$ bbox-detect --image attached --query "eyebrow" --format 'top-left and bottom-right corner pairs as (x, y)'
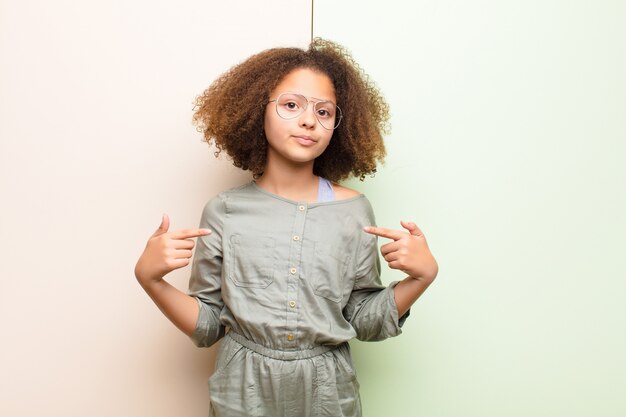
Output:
(272, 92), (337, 104)
(301, 93), (336, 104)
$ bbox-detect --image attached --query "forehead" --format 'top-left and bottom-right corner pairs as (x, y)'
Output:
(272, 68), (336, 102)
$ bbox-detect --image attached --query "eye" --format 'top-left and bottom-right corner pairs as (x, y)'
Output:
(278, 99), (302, 113)
(284, 101), (299, 110)
(316, 108), (330, 118)
(315, 103), (335, 119)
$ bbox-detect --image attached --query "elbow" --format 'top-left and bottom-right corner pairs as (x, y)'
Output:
(191, 338), (219, 348)
(355, 332), (388, 342)
(350, 316), (396, 342)
(190, 325), (225, 348)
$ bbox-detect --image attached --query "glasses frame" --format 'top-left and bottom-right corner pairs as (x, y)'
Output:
(268, 92), (343, 130)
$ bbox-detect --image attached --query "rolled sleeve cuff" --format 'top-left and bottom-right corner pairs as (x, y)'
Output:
(352, 282), (410, 341)
(390, 280), (411, 329)
(190, 297), (224, 347)
(385, 280), (410, 336)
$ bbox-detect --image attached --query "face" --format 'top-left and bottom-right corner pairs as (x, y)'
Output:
(263, 68), (336, 167)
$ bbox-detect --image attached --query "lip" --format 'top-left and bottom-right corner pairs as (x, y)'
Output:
(292, 135), (317, 146)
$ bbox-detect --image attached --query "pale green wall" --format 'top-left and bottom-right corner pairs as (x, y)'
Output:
(315, 1), (626, 416)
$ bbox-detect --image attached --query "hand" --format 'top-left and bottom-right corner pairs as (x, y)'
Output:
(364, 221), (438, 282)
(134, 214), (211, 286)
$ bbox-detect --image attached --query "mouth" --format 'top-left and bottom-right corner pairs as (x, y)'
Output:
(292, 135), (317, 146)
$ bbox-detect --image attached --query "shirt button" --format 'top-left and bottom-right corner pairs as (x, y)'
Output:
(292, 235), (300, 241)
(289, 267), (297, 274)
(298, 205), (305, 211)
(287, 334), (295, 341)
(289, 300), (296, 308)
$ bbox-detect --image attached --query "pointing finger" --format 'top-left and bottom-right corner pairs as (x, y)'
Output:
(363, 226), (406, 241)
(171, 228), (212, 240)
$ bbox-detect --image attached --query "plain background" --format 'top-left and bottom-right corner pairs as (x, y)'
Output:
(315, 1), (626, 417)
(0, 1), (310, 416)
(2, 1), (625, 416)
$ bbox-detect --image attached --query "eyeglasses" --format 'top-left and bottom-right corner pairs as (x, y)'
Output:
(268, 92), (343, 130)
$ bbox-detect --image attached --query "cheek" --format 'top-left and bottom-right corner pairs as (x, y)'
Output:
(263, 111), (280, 141)
(320, 131), (334, 148)
(314, 132), (334, 156)
(264, 122), (285, 146)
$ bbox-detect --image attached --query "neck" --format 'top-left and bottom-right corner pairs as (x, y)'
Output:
(256, 155), (319, 203)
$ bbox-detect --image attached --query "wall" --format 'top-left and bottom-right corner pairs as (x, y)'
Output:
(314, 1), (626, 416)
(0, 1), (311, 415)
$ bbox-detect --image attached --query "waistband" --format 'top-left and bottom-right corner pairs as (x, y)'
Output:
(226, 331), (341, 361)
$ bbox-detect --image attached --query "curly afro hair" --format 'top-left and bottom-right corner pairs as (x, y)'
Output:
(193, 38), (390, 182)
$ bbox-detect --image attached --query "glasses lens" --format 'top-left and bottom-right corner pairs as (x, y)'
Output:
(314, 101), (342, 130)
(276, 93), (307, 119)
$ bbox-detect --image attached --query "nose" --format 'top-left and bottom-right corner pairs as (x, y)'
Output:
(298, 104), (317, 128)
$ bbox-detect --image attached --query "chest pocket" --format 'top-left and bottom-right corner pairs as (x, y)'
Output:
(228, 234), (275, 288)
(308, 242), (350, 303)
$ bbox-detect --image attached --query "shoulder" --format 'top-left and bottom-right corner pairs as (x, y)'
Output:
(202, 182), (252, 216)
(201, 193), (226, 221)
(332, 183), (362, 200)
(207, 182), (257, 206)
(329, 183), (376, 224)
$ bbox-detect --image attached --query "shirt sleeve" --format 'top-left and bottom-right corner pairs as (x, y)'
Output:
(342, 202), (410, 342)
(188, 195), (226, 347)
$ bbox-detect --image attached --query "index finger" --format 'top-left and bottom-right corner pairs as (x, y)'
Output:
(363, 226), (406, 241)
(171, 228), (212, 240)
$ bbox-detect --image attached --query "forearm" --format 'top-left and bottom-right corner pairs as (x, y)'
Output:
(139, 279), (199, 337)
(393, 275), (434, 317)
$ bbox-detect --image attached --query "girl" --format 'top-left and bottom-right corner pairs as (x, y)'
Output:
(135, 39), (438, 417)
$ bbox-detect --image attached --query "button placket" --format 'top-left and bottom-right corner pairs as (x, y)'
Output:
(285, 202), (306, 344)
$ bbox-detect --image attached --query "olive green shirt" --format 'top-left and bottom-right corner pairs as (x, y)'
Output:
(187, 182), (409, 416)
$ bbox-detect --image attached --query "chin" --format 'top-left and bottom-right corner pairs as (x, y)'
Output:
(288, 154), (318, 164)
(267, 142), (328, 165)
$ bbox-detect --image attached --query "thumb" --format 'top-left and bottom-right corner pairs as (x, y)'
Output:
(153, 213), (170, 236)
(400, 220), (423, 237)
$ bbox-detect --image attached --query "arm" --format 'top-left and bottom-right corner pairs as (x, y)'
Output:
(343, 230), (409, 342)
(134, 214), (210, 337)
(186, 198), (226, 347)
(364, 221), (439, 317)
